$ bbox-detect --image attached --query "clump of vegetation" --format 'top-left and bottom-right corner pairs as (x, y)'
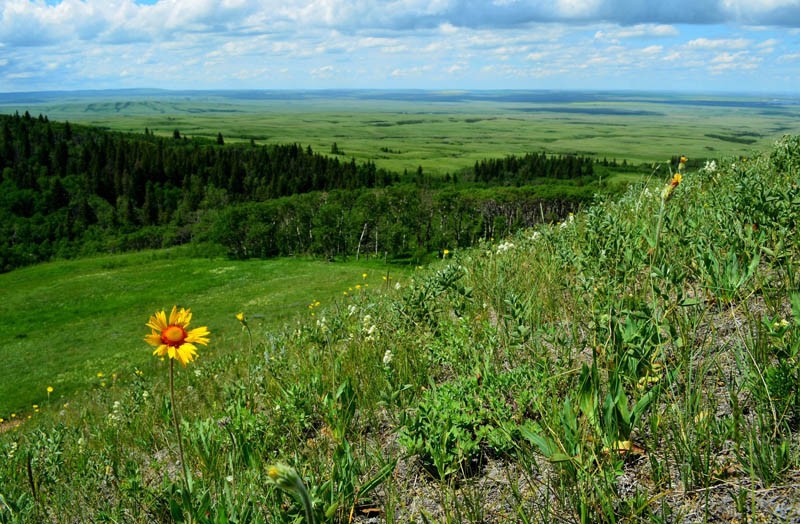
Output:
(0, 112), (635, 272)
(2, 137), (800, 522)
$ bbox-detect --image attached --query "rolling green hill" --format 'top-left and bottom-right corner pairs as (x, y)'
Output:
(0, 249), (408, 415)
(1, 136), (799, 522)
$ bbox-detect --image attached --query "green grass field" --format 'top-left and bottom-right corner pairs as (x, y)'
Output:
(3, 90), (799, 175)
(0, 248), (409, 416)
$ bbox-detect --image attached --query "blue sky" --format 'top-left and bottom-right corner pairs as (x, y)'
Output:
(1, 0), (799, 93)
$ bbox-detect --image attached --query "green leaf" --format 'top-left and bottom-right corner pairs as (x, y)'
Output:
(519, 426), (556, 458)
(791, 293), (800, 326)
(359, 460), (397, 497)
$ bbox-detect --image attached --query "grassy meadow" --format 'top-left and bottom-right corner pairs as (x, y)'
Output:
(0, 248), (409, 416)
(2, 90), (800, 521)
(1, 133), (799, 521)
(3, 90), (800, 175)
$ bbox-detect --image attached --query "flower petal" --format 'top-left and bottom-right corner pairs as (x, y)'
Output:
(144, 331), (162, 347)
(168, 305), (179, 325)
(186, 326), (210, 346)
(179, 308), (192, 327)
(176, 343), (198, 366)
(146, 310), (167, 331)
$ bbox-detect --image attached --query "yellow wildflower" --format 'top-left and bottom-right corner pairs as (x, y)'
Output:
(662, 172), (683, 200)
(145, 306), (210, 366)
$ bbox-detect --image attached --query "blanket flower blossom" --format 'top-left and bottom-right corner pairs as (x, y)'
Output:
(145, 306), (210, 366)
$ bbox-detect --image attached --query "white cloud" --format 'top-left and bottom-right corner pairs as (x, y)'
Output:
(445, 62), (466, 73)
(2, 0), (799, 51)
(525, 52), (547, 61)
(390, 65), (432, 77)
(595, 24), (679, 40)
(557, 0), (603, 18)
(310, 65), (336, 78)
(0, 1), (798, 92)
(687, 37), (751, 48)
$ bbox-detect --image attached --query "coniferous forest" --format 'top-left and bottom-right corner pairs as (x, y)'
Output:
(0, 111), (626, 271)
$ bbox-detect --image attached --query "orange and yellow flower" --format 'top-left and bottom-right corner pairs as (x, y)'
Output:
(145, 306), (210, 366)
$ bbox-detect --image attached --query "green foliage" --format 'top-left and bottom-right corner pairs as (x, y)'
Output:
(400, 368), (537, 480)
(4, 134), (800, 522)
(0, 113), (603, 271)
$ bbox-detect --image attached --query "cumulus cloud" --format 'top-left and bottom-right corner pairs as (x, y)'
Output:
(0, 0), (798, 91)
(594, 24), (679, 40)
(2, 0), (800, 51)
(687, 37), (752, 48)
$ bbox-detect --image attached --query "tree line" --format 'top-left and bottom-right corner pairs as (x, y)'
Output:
(0, 111), (611, 271)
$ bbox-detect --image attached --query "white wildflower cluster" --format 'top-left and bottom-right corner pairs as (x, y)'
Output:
(362, 314), (379, 341)
(633, 186), (656, 212)
(394, 281), (402, 290)
(529, 231), (541, 241)
(7, 441), (18, 459)
(316, 316), (328, 333)
(107, 400), (123, 426)
(496, 241), (515, 254)
(702, 160), (717, 174)
(347, 304), (358, 317)
(382, 349), (394, 367)
(559, 213), (575, 229)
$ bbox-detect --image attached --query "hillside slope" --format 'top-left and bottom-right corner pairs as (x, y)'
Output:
(1, 137), (800, 522)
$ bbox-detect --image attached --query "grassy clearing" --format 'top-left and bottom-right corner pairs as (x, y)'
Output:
(4, 90), (799, 175)
(1, 137), (799, 522)
(0, 248), (409, 415)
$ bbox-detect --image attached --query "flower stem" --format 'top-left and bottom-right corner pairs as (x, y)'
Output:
(652, 194), (666, 261)
(169, 359), (193, 520)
